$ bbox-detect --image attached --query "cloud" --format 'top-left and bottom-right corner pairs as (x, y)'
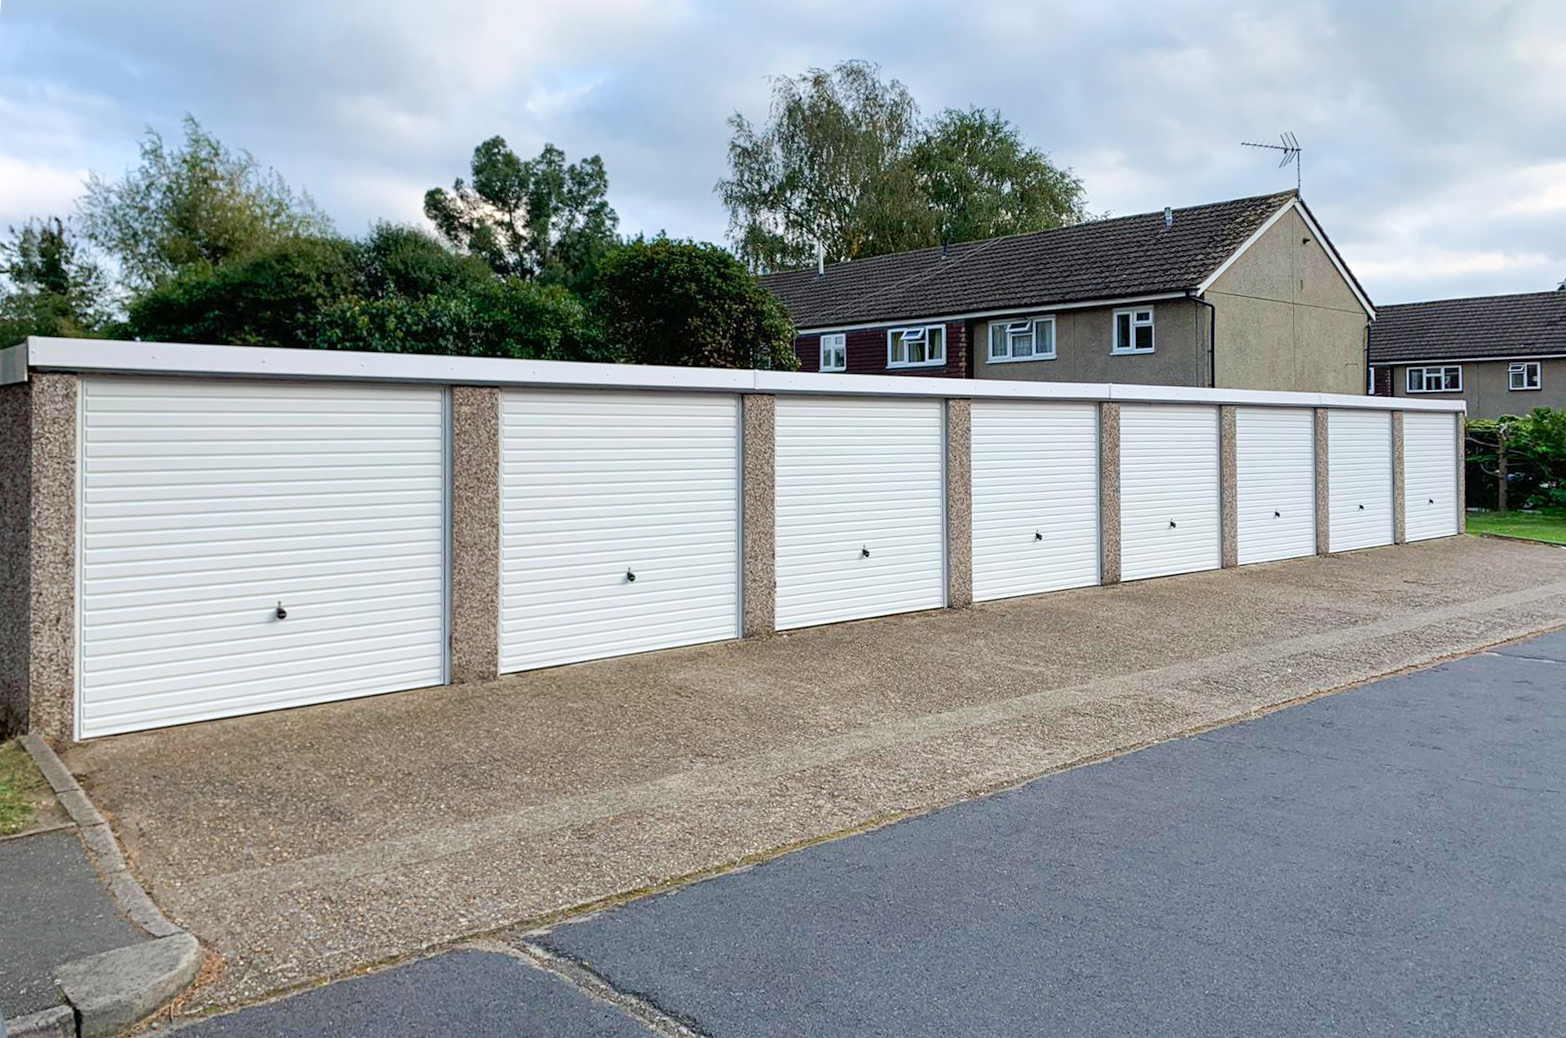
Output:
(0, 0), (1562, 303)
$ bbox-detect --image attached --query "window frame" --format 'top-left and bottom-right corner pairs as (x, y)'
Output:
(1405, 365), (1463, 394)
(819, 332), (847, 373)
(985, 315), (1057, 364)
(1111, 308), (1156, 355)
(1508, 361), (1542, 392)
(886, 324), (948, 369)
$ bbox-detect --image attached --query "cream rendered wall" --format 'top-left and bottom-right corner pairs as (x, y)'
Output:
(1388, 358), (1566, 419)
(969, 300), (1208, 386)
(1207, 207), (1370, 396)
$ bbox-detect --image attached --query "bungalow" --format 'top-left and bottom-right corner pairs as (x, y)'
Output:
(760, 190), (1376, 396)
(1368, 289), (1566, 419)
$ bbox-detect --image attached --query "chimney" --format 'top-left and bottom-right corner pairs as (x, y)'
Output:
(1163, 206), (1174, 230)
(815, 241), (825, 278)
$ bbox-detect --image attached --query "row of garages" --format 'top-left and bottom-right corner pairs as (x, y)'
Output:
(69, 375), (1461, 738)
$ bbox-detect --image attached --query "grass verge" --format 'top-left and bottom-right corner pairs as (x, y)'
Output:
(0, 739), (49, 836)
(1468, 510), (1566, 545)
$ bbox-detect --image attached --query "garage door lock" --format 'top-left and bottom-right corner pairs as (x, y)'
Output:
(861, 547), (871, 558)
(276, 602), (287, 620)
(626, 569), (637, 583)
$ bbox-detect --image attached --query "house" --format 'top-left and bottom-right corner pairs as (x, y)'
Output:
(1368, 289), (1566, 419)
(760, 190), (1376, 396)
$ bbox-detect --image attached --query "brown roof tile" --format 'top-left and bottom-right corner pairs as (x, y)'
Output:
(761, 191), (1298, 329)
(1369, 291), (1566, 363)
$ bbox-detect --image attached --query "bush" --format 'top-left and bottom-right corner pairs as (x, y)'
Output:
(593, 237), (797, 369)
(1466, 408), (1566, 512)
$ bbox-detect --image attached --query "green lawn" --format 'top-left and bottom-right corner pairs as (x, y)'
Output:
(0, 739), (48, 836)
(1468, 510), (1566, 545)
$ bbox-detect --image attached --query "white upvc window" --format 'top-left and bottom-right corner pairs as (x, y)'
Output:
(1406, 365), (1462, 393)
(887, 325), (946, 368)
(819, 333), (846, 372)
(1111, 308), (1155, 354)
(986, 316), (1056, 363)
(1509, 361), (1542, 391)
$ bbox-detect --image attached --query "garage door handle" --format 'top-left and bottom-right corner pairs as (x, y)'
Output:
(276, 602), (287, 621)
(1034, 531), (1043, 541)
(1273, 510), (1281, 518)
(1358, 504), (1365, 510)
(861, 547), (871, 558)
(1169, 520), (1177, 529)
(1428, 498), (1434, 505)
(626, 569), (637, 583)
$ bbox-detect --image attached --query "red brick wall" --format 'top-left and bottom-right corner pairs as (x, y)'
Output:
(1370, 365), (1393, 396)
(792, 321), (968, 378)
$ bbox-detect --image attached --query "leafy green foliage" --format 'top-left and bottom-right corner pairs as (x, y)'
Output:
(593, 237), (797, 369)
(719, 61), (925, 272)
(909, 107), (1084, 245)
(718, 61), (1086, 272)
(0, 217), (112, 344)
(1466, 409), (1566, 511)
(79, 115), (332, 292)
(127, 224), (603, 361)
(424, 138), (618, 292)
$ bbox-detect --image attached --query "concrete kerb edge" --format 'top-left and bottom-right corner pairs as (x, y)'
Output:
(4, 1004), (76, 1038)
(17, 735), (199, 1034)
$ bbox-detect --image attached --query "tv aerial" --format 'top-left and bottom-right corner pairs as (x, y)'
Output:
(1242, 131), (1302, 191)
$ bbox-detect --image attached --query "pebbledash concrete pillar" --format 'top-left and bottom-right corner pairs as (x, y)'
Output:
(1220, 405), (1239, 568)
(1455, 413), (1468, 533)
(1314, 407), (1331, 555)
(1098, 401), (1122, 585)
(1391, 410), (1407, 544)
(741, 394), (776, 637)
(449, 386), (501, 683)
(945, 399), (973, 609)
(0, 372), (78, 741)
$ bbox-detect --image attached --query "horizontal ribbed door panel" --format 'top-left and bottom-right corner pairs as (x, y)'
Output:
(1404, 411), (1459, 542)
(499, 390), (740, 672)
(78, 378), (447, 738)
(1119, 405), (1221, 582)
(1235, 407), (1317, 565)
(970, 402), (1099, 601)
(774, 397), (945, 630)
(1328, 409), (1394, 552)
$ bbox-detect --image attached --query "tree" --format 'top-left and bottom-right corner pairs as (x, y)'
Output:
(593, 237), (797, 369)
(79, 115), (332, 291)
(0, 217), (112, 343)
(424, 138), (618, 292)
(909, 107), (1084, 244)
(718, 61), (1087, 272)
(718, 61), (926, 272)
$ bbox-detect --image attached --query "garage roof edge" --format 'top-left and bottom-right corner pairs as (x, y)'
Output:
(12, 337), (1465, 412)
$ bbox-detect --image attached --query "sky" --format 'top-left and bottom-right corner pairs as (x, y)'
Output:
(2, 0), (1563, 306)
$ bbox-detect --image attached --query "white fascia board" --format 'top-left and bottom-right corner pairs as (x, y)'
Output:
(0, 342), (27, 385)
(1319, 391), (1465, 413)
(20, 335), (1463, 411)
(1194, 199), (1377, 320)
(794, 293), (1190, 335)
(1373, 352), (1566, 366)
(758, 370), (1111, 401)
(1111, 383), (1321, 408)
(22, 337), (758, 393)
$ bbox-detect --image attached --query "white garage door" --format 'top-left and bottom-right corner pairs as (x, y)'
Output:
(775, 396), (945, 629)
(499, 390), (740, 672)
(1404, 411), (1460, 542)
(1120, 405), (1221, 582)
(78, 378), (448, 738)
(1235, 407), (1317, 565)
(970, 401), (1099, 601)
(1328, 409), (1394, 552)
